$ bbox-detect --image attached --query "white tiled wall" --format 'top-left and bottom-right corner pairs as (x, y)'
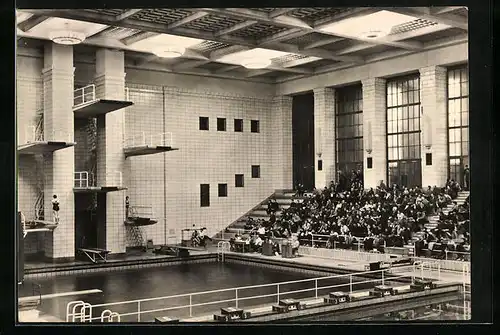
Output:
(124, 84), (278, 244)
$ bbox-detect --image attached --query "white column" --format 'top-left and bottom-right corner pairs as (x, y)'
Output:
(362, 77), (387, 189)
(95, 49), (127, 254)
(42, 43), (75, 259)
(272, 95), (293, 190)
(313, 87), (336, 189)
(420, 66), (448, 187)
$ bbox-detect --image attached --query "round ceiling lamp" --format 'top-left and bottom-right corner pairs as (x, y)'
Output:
(359, 28), (391, 40)
(241, 59), (272, 69)
(49, 30), (86, 45)
(152, 46), (186, 58)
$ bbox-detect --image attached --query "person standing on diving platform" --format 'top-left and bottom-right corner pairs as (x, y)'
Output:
(52, 195), (60, 224)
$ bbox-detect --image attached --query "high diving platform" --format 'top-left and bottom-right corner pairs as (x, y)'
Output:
(123, 132), (178, 158)
(124, 206), (158, 226)
(73, 84), (133, 119)
(18, 141), (76, 155)
(18, 125), (75, 155)
(73, 171), (127, 193)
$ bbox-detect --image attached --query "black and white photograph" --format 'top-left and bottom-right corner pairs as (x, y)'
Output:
(13, 6), (484, 324)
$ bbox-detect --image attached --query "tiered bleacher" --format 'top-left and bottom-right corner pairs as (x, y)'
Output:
(228, 171), (470, 261)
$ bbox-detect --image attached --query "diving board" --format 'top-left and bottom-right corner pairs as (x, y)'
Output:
(124, 206), (158, 226)
(18, 141), (76, 155)
(73, 99), (133, 118)
(123, 132), (178, 158)
(78, 248), (110, 263)
(124, 146), (179, 158)
(153, 244), (205, 257)
(22, 220), (58, 238)
(124, 217), (158, 226)
(19, 289), (103, 303)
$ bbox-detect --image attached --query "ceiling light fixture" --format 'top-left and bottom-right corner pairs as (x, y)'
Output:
(359, 27), (392, 39)
(241, 59), (272, 69)
(49, 22), (86, 45)
(152, 46), (186, 58)
(49, 29), (86, 45)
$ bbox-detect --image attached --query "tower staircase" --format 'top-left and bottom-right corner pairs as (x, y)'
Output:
(212, 190), (305, 241)
(424, 191), (470, 230)
(85, 118), (98, 217)
(86, 118), (98, 188)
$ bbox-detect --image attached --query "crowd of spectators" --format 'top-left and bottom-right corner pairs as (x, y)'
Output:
(239, 170), (470, 260)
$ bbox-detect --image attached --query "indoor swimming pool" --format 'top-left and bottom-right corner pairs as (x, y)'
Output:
(19, 261), (315, 321)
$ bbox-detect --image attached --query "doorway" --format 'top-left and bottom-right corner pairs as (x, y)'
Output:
(292, 93), (315, 191)
(74, 193), (106, 256)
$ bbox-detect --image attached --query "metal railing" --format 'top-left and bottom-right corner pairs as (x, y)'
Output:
(74, 84), (96, 107)
(128, 206), (155, 218)
(74, 171), (89, 188)
(66, 266), (431, 322)
(123, 132), (173, 148)
(74, 171), (123, 188)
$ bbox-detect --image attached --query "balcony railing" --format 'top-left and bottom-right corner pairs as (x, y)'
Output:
(74, 171), (89, 188)
(123, 132), (173, 148)
(74, 171), (123, 188)
(74, 85), (131, 107)
(128, 206), (154, 218)
(74, 85), (96, 107)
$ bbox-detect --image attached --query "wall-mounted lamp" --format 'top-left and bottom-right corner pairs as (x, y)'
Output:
(316, 127), (322, 158)
(365, 121), (373, 155)
(423, 114), (432, 151)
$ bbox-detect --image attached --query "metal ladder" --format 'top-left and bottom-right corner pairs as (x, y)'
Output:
(87, 118), (98, 188)
(100, 310), (121, 322)
(216, 241), (230, 262)
(66, 301), (92, 322)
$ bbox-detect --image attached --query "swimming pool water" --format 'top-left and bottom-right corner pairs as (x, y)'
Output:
(20, 262), (317, 321)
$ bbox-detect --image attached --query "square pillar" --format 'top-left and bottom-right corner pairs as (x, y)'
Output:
(95, 49), (127, 254)
(362, 78), (387, 189)
(42, 43), (75, 259)
(420, 66), (448, 188)
(313, 87), (336, 189)
(272, 96), (293, 190)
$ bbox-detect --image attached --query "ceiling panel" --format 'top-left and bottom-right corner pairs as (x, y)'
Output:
(182, 14), (245, 33)
(249, 8), (277, 13)
(288, 8), (353, 22)
(190, 41), (232, 53)
(83, 9), (129, 16)
(390, 19), (438, 35)
(230, 23), (289, 39)
(99, 27), (142, 40)
(321, 39), (359, 52)
(408, 27), (465, 43)
(129, 8), (193, 25)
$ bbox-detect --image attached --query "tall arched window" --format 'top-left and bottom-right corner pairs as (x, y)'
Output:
(386, 74), (422, 187)
(335, 85), (363, 178)
(447, 66), (469, 184)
